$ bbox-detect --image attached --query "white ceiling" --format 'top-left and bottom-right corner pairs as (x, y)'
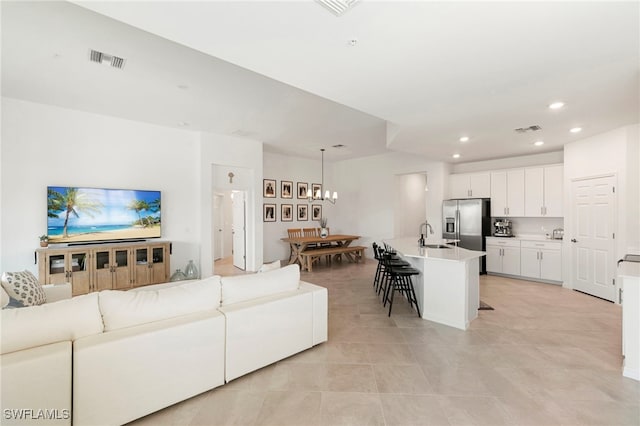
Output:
(2, 1), (639, 162)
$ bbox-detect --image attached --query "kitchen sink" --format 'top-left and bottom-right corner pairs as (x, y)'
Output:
(423, 244), (452, 249)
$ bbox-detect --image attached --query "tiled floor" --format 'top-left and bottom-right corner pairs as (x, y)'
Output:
(130, 260), (640, 425)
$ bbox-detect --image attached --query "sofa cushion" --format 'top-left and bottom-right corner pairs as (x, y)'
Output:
(221, 264), (300, 306)
(0, 292), (103, 354)
(1, 270), (46, 307)
(99, 277), (221, 331)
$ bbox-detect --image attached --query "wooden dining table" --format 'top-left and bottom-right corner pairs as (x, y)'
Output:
(281, 234), (361, 268)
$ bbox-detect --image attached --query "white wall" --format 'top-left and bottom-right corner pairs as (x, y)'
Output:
(625, 125), (640, 253)
(563, 123), (640, 290)
(262, 152), (331, 262)
(395, 173), (427, 239)
(330, 152), (449, 256)
(0, 97), (200, 274)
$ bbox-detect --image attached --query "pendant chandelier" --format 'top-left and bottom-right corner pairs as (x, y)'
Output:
(307, 148), (338, 204)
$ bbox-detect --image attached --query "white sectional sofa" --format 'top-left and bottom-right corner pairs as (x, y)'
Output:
(0, 264), (327, 426)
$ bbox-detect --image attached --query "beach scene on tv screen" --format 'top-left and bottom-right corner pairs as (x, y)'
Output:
(47, 186), (161, 243)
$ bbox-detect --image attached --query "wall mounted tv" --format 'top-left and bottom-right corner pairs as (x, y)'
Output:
(47, 186), (161, 244)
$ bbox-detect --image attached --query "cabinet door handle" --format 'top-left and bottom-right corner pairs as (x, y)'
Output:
(540, 251), (543, 260)
(536, 252), (539, 260)
(541, 206), (543, 215)
(507, 207), (510, 215)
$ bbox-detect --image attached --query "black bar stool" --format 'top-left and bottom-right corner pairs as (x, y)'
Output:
(381, 255), (421, 317)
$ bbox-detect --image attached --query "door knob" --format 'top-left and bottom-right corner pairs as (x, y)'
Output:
(571, 239), (577, 243)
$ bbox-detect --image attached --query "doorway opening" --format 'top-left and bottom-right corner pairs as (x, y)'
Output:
(213, 190), (248, 274)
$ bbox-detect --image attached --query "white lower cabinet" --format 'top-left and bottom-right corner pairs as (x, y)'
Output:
(486, 238), (521, 275)
(519, 240), (562, 282)
(486, 237), (562, 283)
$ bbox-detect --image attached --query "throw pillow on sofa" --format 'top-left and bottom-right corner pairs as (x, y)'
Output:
(257, 260), (281, 273)
(1, 270), (46, 307)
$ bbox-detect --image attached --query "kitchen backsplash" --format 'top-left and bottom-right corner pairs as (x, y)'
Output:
(491, 217), (564, 237)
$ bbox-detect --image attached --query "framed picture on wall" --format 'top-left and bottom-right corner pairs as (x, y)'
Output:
(296, 182), (308, 199)
(311, 204), (322, 221)
(263, 203), (276, 222)
(281, 204), (293, 222)
(297, 204), (308, 221)
(311, 183), (322, 200)
(281, 181), (293, 199)
(263, 179), (276, 198)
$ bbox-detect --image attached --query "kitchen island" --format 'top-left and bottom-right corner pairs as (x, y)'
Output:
(383, 237), (486, 330)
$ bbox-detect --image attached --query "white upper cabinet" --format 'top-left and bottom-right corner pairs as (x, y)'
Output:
(525, 165), (563, 217)
(490, 169), (524, 217)
(449, 172), (491, 199)
(543, 165), (563, 217)
(525, 168), (544, 216)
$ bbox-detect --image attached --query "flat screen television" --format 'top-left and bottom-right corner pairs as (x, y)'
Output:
(47, 186), (161, 244)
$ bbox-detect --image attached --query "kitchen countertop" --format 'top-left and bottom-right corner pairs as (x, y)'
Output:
(487, 234), (563, 242)
(619, 262), (640, 279)
(384, 237), (485, 262)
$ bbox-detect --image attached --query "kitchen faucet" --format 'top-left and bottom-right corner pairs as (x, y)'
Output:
(418, 221), (434, 246)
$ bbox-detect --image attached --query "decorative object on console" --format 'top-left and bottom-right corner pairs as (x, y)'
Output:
(169, 269), (187, 282)
(184, 260), (199, 280)
(1, 270), (47, 307)
(39, 234), (49, 247)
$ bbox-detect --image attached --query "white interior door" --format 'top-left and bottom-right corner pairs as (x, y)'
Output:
(213, 194), (224, 261)
(571, 176), (616, 301)
(231, 191), (247, 270)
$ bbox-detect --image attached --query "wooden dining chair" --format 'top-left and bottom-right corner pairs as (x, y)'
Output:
(287, 228), (303, 238)
(302, 228), (317, 238)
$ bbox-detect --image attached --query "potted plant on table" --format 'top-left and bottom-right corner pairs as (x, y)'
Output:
(39, 235), (49, 247)
(319, 217), (329, 238)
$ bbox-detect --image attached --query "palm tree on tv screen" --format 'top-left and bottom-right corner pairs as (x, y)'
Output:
(128, 199), (151, 227)
(50, 188), (103, 238)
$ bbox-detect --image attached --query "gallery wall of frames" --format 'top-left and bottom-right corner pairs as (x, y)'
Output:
(262, 178), (323, 223)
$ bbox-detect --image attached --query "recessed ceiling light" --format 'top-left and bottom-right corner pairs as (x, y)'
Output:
(178, 121), (189, 127)
(452, 154), (461, 159)
(549, 101), (565, 110)
(177, 84), (189, 90)
(459, 136), (470, 143)
(569, 127), (582, 133)
(534, 140), (544, 146)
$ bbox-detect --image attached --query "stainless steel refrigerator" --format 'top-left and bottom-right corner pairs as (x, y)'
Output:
(442, 198), (491, 274)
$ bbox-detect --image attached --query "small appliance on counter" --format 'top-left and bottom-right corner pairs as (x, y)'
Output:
(552, 228), (564, 240)
(493, 219), (513, 237)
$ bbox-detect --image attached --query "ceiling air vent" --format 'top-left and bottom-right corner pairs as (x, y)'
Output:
(332, 144), (346, 148)
(514, 125), (542, 133)
(89, 49), (126, 69)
